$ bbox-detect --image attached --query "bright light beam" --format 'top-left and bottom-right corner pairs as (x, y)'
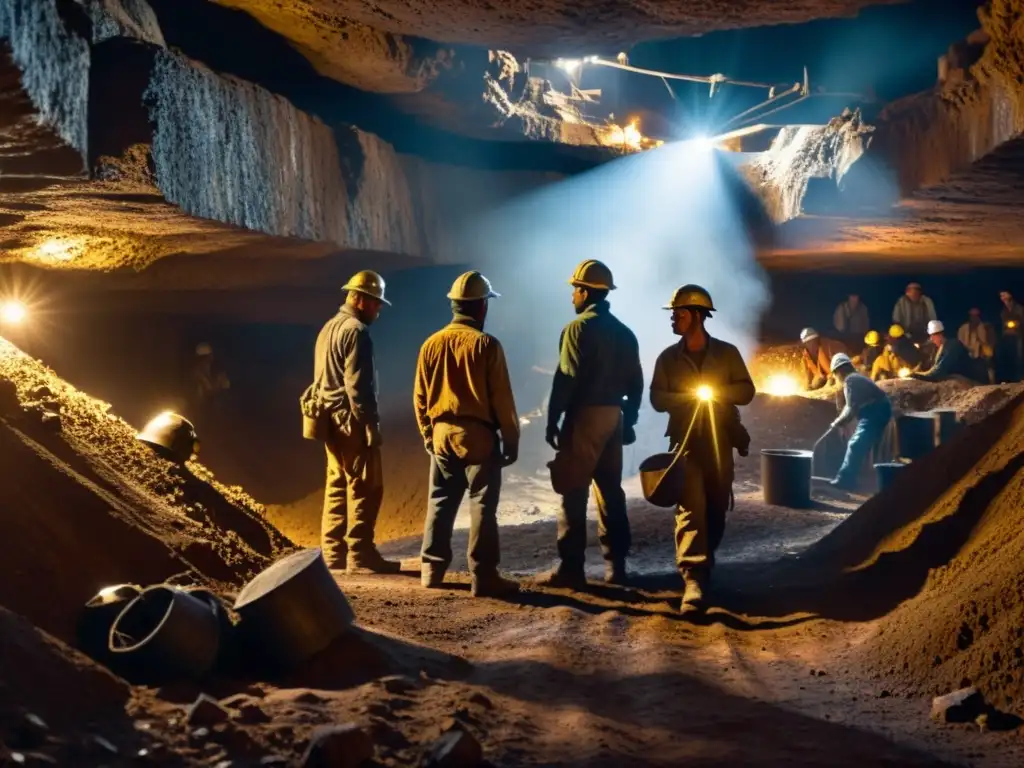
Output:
(0, 300), (27, 325)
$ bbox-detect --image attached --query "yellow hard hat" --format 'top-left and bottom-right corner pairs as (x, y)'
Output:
(136, 411), (199, 464)
(341, 270), (391, 305)
(864, 330), (880, 346)
(664, 284), (716, 311)
(447, 271), (500, 301)
(569, 259), (616, 290)
(888, 324), (905, 339)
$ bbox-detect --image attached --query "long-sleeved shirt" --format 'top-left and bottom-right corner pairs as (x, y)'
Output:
(891, 295), (937, 340)
(912, 337), (977, 382)
(832, 373), (888, 429)
(414, 314), (519, 451)
(833, 301), (870, 338)
(313, 304), (378, 427)
(547, 300), (643, 430)
(957, 321), (995, 359)
(802, 337), (848, 389)
(1001, 302), (1024, 337)
(650, 336), (755, 445)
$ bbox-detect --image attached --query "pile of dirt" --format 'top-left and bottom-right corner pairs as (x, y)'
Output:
(0, 337), (292, 641)
(877, 378), (1024, 424)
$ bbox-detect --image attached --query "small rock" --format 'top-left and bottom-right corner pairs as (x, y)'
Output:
(236, 703), (271, 725)
(422, 729), (483, 768)
(467, 693), (494, 710)
(300, 724), (374, 768)
(294, 691), (327, 705)
(878, 690), (891, 699)
(816, 670), (828, 677)
(187, 694), (232, 727)
(380, 675), (420, 695)
(29, 385), (53, 400)
(39, 411), (61, 431)
(931, 687), (986, 723)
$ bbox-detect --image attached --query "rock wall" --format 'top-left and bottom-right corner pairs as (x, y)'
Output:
(76, 0), (166, 45)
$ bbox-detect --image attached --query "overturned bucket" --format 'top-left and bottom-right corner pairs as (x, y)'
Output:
(761, 449), (813, 508)
(233, 548), (355, 672)
(896, 412), (936, 460)
(76, 584), (143, 668)
(874, 461), (907, 492)
(638, 451), (685, 508)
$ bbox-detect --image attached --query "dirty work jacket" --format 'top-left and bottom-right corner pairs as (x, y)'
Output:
(414, 314), (519, 461)
(314, 304), (379, 429)
(832, 373), (888, 430)
(547, 300), (643, 432)
(650, 336), (755, 448)
(802, 337), (848, 388)
(957, 322), (995, 359)
(833, 301), (870, 338)
(890, 336), (924, 369)
(912, 337), (978, 383)
(891, 295), (937, 340)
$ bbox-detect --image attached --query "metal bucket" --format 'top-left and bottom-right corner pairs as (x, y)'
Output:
(76, 584), (143, 667)
(638, 451), (685, 508)
(897, 412), (936, 460)
(761, 449), (813, 508)
(233, 548), (355, 671)
(108, 586), (221, 683)
(933, 408), (960, 444)
(874, 461), (907, 492)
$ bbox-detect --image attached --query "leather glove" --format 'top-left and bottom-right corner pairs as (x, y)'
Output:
(501, 443), (518, 467)
(545, 424), (560, 451)
(366, 422), (382, 448)
(622, 423), (637, 446)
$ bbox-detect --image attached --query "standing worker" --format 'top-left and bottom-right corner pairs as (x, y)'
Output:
(891, 282), (937, 341)
(800, 327), (847, 390)
(305, 270), (400, 574)
(833, 294), (870, 348)
(815, 353), (892, 491)
(998, 291), (1024, 382)
(541, 259), (643, 588)
(415, 271), (521, 598)
(650, 285), (754, 615)
(957, 308), (995, 384)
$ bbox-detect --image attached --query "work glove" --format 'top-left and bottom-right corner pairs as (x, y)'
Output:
(501, 443), (518, 467)
(622, 423), (637, 446)
(545, 424), (560, 451)
(366, 422), (382, 448)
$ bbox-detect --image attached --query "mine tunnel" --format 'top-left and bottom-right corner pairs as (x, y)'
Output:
(3, 0), (1024, 766)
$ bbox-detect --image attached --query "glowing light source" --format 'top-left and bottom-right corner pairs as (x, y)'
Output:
(555, 58), (582, 74)
(696, 385), (714, 402)
(898, 367), (911, 379)
(687, 133), (716, 152)
(1008, 320), (1018, 329)
(0, 300), (27, 325)
(33, 238), (75, 263)
(763, 374), (799, 397)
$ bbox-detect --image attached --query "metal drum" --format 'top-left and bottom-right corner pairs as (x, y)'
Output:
(896, 412), (936, 460)
(874, 461), (907, 492)
(933, 408), (960, 444)
(761, 449), (813, 508)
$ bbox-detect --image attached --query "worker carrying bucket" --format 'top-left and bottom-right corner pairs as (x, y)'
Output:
(647, 284), (754, 615)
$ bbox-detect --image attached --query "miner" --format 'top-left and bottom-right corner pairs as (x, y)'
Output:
(998, 290), (1023, 382)
(415, 271), (521, 598)
(911, 320), (980, 383)
(650, 285), (754, 614)
(306, 270), (400, 574)
(816, 353), (892, 491)
(957, 308), (995, 384)
(541, 259), (643, 588)
(891, 282), (937, 341)
(799, 327), (847, 390)
(832, 293), (870, 348)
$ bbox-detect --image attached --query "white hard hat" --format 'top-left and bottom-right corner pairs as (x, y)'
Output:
(195, 342), (212, 356)
(830, 352), (853, 373)
(927, 320), (945, 335)
(800, 327), (819, 344)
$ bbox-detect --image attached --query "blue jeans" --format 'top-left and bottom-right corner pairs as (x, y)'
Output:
(834, 399), (892, 489)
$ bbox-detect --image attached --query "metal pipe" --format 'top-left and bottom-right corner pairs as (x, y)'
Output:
(721, 83), (802, 128)
(588, 57), (787, 90)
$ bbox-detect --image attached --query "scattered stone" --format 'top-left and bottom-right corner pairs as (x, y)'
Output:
(422, 729), (483, 768)
(28, 385), (53, 400)
(931, 687), (986, 723)
(294, 691), (327, 705)
(878, 690), (891, 698)
(300, 724), (374, 768)
(467, 693), (494, 710)
(187, 694), (232, 727)
(380, 675), (421, 695)
(236, 703), (271, 725)
(816, 670), (828, 677)
(38, 411), (61, 432)
(368, 719), (411, 750)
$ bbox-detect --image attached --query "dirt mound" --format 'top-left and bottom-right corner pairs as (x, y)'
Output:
(878, 378), (1024, 423)
(0, 338), (292, 641)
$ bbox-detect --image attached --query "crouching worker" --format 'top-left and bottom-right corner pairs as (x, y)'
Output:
(414, 271), (521, 599)
(816, 353), (892, 491)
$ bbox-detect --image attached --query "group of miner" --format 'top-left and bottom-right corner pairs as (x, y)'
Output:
(801, 283), (1024, 390)
(303, 261), (751, 615)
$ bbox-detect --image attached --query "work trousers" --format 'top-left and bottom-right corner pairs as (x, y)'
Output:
(321, 424), (384, 569)
(551, 405), (630, 571)
(834, 399), (892, 489)
(420, 439), (502, 576)
(674, 442), (733, 577)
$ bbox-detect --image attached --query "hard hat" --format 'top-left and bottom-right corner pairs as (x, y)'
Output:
(195, 342), (212, 356)
(830, 352), (853, 373)
(136, 411), (199, 464)
(341, 270), (391, 305)
(663, 284), (716, 311)
(799, 327), (819, 344)
(927, 320), (945, 335)
(569, 259), (616, 291)
(864, 330), (880, 347)
(447, 271), (500, 301)
(888, 324), (905, 339)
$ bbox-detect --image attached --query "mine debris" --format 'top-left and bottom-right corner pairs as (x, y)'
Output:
(300, 723), (374, 768)
(422, 726), (483, 768)
(931, 687), (986, 723)
(185, 694), (232, 727)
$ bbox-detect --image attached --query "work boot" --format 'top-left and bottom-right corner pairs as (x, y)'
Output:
(535, 565), (587, 590)
(679, 572), (708, 615)
(421, 563), (446, 589)
(471, 571), (521, 599)
(604, 559), (628, 586)
(347, 548), (401, 575)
